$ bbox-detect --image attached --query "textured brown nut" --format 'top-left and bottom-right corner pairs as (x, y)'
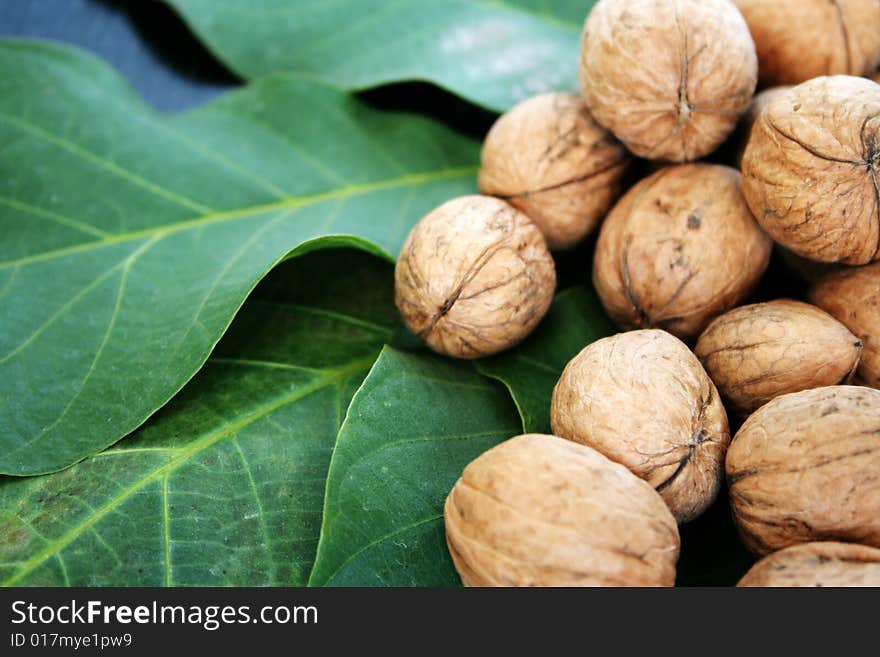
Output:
(695, 300), (863, 417)
(550, 330), (729, 523)
(478, 92), (630, 250)
(727, 386), (880, 555)
(444, 434), (680, 586)
(734, 0), (880, 86)
(579, 0), (757, 162)
(394, 195), (556, 359)
(742, 76), (880, 265)
(738, 542), (880, 587)
(593, 164), (772, 340)
(811, 263), (880, 389)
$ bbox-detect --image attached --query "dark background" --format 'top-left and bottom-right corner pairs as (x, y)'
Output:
(1, 0), (788, 586)
(0, 0), (497, 137)
(1, 0), (234, 111)
(1, 586), (871, 653)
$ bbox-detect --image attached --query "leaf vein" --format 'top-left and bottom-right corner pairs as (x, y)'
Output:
(0, 165), (477, 270)
(320, 514), (443, 586)
(162, 475), (172, 587)
(0, 194), (110, 239)
(231, 437), (276, 586)
(0, 356), (374, 586)
(15, 236), (161, 452)
(0, 110), (211, 214)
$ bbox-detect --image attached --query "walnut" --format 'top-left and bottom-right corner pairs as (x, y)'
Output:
(811, 263), (880, 389)
(579, 0), (757, 162)
(810, 263), (880, 388)
(444, 434), (680, 586)
(695, 300), (863, 417)
(478, 92), (630, 250)
(738, 542), (880, 587)
(727, 386), (880, 555)
(550, 329), (729, 523)
(394, 195), (556, 359)
(733, 0), (880, 86)
(742, 76), (880, 265)
(593, 164), (772, 340)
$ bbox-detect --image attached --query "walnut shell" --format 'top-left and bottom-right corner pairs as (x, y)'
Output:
(478, 92), (630, 250)
(695, 300), (863, 417)
(738, 542), (880, 587)
(734, 0), (880, 86)
(394, 195), (556, 359)
(444, 434), (680, 586)
(550, 330), (729, 523)
(727, 386), (880, 555)
(742, 76), (880, 265)
(579, 0), (757, 162)
(593, 164), (772, 340)
(811, 263), (880, 389)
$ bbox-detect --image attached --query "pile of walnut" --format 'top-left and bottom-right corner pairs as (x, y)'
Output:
(394, 0), (880, 587)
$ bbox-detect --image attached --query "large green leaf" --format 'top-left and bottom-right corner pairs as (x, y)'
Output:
(166, 0), (592, 112)
(0, 39), (479, 475)
(309, 347), (521, 586)
(477, 286), (616, 434)
(0, 249), (398, 586)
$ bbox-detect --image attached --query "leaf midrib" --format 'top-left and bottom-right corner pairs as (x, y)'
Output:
(0, 165), (477, 270)
(0, 355), (376, 587)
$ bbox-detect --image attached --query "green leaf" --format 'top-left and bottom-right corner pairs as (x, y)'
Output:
(0, 249), (398, 586)
(166, 0), (593, 112)
(308, 347), (521, 586)
(0, 39), (479, 475)
(476, 286), (617, 433)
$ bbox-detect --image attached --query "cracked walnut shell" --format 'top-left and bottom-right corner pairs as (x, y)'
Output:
(579, 0), (757, 162)
(811, 262), (880, 389)
(550, 330), (729, 523)
(394, 195), (555, 359)
(593, 164), (772, 341)
(727, 386), (880, 555)
(738, 542), (880, 587)
(695, 300), (863, 417)
(733, 0), (880, 86)
(444, 434), (680, 586)
(478, 92), (629, 250)
(742, 76), (880, 264)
